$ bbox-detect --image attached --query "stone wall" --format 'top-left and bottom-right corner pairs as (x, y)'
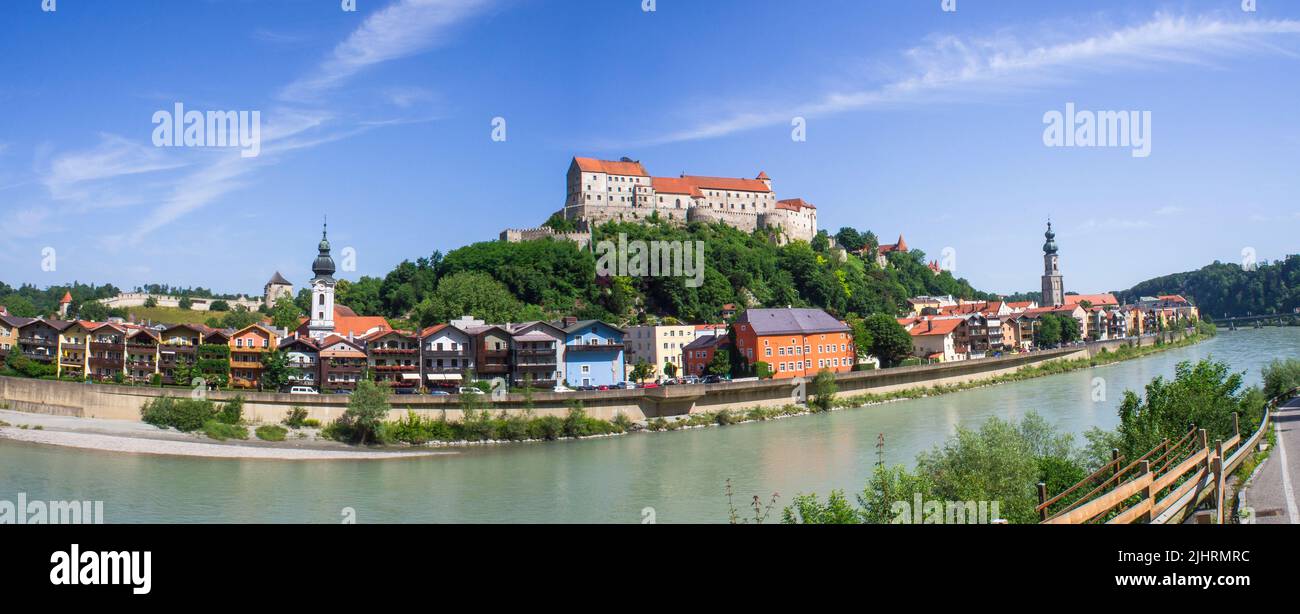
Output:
(0, 345), (1102, 425)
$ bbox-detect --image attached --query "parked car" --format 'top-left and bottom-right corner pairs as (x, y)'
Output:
(289, 386), (318, 395)
(680, 376), (701, 385)
(701, 375), (723, 384)
(552, 385), (574, 393)
(575, 385), (597, 391)
(394, 387), (415, 395)
(458, 386), (484, 395)
(427, 390), (451, 396)
(641, 382), (661, 389)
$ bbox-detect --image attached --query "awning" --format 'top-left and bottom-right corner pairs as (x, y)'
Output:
(401, 373), (421, 381)
(426, 374), (462, 381)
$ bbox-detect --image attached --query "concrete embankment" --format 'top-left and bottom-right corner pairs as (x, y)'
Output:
(0, 332), (1185, 425)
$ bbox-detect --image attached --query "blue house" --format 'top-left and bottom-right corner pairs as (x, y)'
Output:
(556, 319), (626, 387)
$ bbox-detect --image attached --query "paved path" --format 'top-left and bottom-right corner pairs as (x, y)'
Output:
(1243, 398), (1300, 524)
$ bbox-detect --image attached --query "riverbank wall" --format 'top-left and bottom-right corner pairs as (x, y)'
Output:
(0, 332), (1189, 424)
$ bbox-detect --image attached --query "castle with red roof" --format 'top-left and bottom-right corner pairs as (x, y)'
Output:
(554, 156), (818, 243)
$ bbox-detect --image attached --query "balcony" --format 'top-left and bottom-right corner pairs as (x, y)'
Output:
(372, 364), (417, 372)
(91, 341), (124, 351)
(370, 347), (417, 356)
(566, 342), (624, 352)
(423, 350), (470, 359)
(20, 337), (56, 347)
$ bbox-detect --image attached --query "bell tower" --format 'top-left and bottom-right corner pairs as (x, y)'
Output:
(308, 221), (337, 340)
(1041, 221), (1064, 307)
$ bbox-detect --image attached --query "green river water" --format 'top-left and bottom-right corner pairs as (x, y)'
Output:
(1, 327), (1295, 523)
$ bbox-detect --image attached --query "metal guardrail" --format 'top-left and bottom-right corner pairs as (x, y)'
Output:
(1039, 386), (1293, 525)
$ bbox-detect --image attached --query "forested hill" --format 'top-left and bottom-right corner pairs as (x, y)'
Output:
(1115, 255), (1300, 319)
(2, 220), (997, 325)
(326, 218), (997, 326)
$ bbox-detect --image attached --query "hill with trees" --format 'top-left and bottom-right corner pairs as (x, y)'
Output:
(1115, 255), (1300, 319)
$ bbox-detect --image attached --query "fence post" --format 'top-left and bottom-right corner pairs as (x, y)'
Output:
(1111, 448), (1119, 479)
(1140, 460), (1154, 523)
(1198, 429), (1209, 470)
(1233, 412), (1240, 439)
(1213, 440), (1225, 525)
(1037, 482), (1048, 522)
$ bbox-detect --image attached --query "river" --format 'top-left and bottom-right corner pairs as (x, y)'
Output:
(1, 327), (1294, 523)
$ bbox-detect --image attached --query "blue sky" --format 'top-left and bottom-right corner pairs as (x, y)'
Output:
(2, 0), (1299, 298)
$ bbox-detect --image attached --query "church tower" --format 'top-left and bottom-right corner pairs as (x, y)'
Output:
(1040, 222), (1064, 307)
(307, 222), (336, 340)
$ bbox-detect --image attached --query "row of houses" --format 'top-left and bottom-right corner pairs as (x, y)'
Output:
(897, 294), (1201, 362)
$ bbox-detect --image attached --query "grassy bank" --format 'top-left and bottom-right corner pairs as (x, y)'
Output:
(833, 330), (1211, 409)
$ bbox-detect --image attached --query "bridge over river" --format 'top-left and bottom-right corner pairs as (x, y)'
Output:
(0, 327), (1296, 523)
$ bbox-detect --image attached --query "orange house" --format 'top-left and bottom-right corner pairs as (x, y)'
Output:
(228, 324), (279, 389)
(733, 308), (854, 379)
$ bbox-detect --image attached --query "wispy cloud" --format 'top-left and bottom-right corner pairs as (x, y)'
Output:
(42, 0), (495, 246)
(636, 13), (1300, 145)
(278, 0), (493, 102)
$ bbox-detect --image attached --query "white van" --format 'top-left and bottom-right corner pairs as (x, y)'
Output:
(289, 386), (318, 395)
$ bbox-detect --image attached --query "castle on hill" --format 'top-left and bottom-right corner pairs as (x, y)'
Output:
(503, 156), (818, 245)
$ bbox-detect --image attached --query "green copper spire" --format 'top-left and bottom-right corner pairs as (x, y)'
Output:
(1043, 221), (1058, 255)
(312, 220), (336, 279)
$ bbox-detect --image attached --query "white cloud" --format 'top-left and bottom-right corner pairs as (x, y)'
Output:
(43, 134), (187, 200)
(279, 0), (492, 102)
(640, 13), (1300, 145)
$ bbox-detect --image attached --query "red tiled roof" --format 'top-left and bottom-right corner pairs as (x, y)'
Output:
(60, 291), (73, 303)
(294, 306), (391, 339)
(878, 234), (908, 255)
(909, 319), (961, 337)
(1064, 293), (1118, 307)
(776, 198), (815, 211)
(679, 175), (771, 193)
(651, 176), (702, 197)
(573, 157), (648, 177)
(756, 171), (770, 180)
(1158, 295), (1189, 304)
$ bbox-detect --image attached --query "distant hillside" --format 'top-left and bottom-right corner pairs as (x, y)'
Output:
(1115, 255), (1300, 319)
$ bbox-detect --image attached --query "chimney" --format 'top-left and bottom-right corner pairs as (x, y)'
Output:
(563, 316), (578, 327)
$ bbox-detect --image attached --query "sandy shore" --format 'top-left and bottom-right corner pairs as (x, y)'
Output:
(0, 410), (453, 461)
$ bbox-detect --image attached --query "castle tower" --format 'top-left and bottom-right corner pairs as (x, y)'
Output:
(1041, 222), (1064, 307)
(264, 271), (293, 308)
(307, 222), (336, 340)
(58, 291), (72, 318)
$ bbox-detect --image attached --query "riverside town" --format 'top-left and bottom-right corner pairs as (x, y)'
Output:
(3, 2), (1300, 599)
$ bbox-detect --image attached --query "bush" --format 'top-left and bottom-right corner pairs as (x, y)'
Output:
(255, 424), (287, 442)
(1263, 358), (1300, 402)
(528, 415), (565, 440)
(611, 413), (634, 433)
(216, 395), (244, 425)
(140, 396), (217, 432)
(282, 406), (309, 428)
(202, 420), (248, 441)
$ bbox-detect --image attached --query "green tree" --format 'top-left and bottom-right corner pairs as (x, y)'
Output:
(1035, 314), (1062, 347)
(209, 300), (230, 311)
(662, 361), (678, 379)
(630, 359), (654, 384)
(811, 369), (837, 412)
(1262, 358), (1300, 402)
(863, 313), (912, 367)
(260, 349), (295, 392)
(1059, 315), (1081, 343)
(178, 297), (193, 310)
(143, 296), (158, 309)
(414, 271), (526, 326)
(339, 379), (390, 445)
(706, 348), (731, 377)
(269, 298), (303, 331)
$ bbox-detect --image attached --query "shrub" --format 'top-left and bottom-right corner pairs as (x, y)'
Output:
(611, 413), (634, 433)
(301, 418), (322, 428)
(1263, 358), (1300, 402)
(647, 417), (669, 432)
(495, 411), (531, 441)
(811, 369), (837, 413)
(255, 425), (287, 442)
(528, 415), (564, 440)
(140, 396), (217, 432)
(215, 395), (244, 425)
(283, 406), (309, 428)
(202, 420), (248, 441)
